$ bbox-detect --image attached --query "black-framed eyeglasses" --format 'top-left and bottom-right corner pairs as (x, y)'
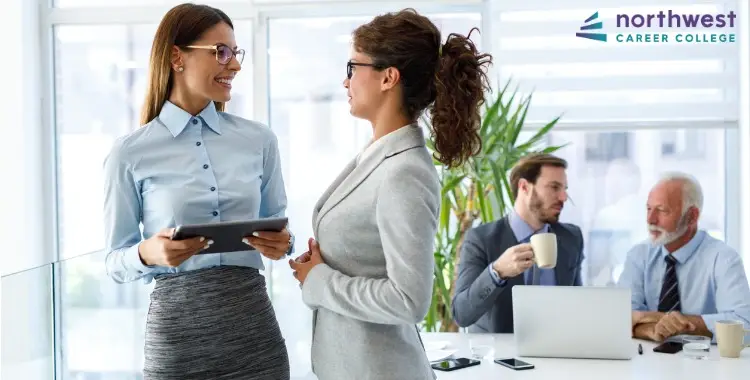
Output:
(186, 43), (245, 65)
(346, 60), (384, 79)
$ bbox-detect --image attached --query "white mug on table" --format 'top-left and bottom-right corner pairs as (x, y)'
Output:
(716, 320), (750, 358)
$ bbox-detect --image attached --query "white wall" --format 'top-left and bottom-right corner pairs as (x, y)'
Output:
(1, 0), (51, 277)
(0, 0), (55, 379)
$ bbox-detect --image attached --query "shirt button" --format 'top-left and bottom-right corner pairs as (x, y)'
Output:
(212, 211), (218, 216)
(192, 119), (198, 125)
(210, 186), (216, 191)
(203, 164), (209, 169)
(196, 142), (202, 146)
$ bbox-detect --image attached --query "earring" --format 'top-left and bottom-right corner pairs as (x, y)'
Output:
(176, 66), (184, 72)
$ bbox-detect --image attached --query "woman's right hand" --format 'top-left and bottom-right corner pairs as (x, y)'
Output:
(138, 228), (212, 267)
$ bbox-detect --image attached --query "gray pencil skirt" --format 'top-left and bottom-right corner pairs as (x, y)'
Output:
(143, 265), (290, 380)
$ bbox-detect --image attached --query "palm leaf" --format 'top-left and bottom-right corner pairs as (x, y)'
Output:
(423, 77), (564, 332)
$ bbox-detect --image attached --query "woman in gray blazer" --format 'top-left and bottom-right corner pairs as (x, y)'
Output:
(289, 8), (492, 380)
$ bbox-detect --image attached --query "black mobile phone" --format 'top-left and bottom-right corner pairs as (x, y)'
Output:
(494, 358), (535, 370)
(430, 358), (481, 372)
(653, 341), (683, 354)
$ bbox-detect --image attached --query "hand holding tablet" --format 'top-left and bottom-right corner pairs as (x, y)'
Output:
(171, 217), (289, 256)
(243, 229), (293, 260)
(139, 227), (211, 267)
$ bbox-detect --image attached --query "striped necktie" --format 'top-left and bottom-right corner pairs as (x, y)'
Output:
(657, 255), (681, 313)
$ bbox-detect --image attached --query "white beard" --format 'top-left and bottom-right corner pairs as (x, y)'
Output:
(648, 221), (689, 246)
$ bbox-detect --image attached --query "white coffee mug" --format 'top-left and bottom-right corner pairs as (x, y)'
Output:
(530, 233), (557, 269)
(716, 320), (750, 358)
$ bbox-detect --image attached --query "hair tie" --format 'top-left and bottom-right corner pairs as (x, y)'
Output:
(438, 44), (443, 57)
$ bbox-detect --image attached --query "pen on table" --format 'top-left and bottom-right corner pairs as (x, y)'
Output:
(638, 343), (643, 355)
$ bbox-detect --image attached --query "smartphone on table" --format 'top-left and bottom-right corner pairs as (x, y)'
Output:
(494, 358), (535, 370)
(430, 357), (481, 372)
(653, 341), (683, 354)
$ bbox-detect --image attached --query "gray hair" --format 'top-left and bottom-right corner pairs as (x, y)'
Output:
(657, 171), (703, 215)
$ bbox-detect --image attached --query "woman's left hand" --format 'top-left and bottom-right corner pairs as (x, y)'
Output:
(244, 228), (291, 260)
(289, 238), (324, 285)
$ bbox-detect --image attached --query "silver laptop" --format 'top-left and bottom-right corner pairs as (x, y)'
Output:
(512, 285), (634, 360)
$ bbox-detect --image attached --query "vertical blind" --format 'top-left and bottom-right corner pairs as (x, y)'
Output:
(487, 0), (740, 126)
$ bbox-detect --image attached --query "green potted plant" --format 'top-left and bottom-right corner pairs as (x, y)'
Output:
(422, 79), (567, 332)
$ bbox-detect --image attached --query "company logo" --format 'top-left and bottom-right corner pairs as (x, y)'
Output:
(576, 11), (607, 42)
(575, 10), (737, 44)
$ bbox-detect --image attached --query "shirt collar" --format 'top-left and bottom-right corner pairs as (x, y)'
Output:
(158, 101), (222, 137)
(659, 229), (706, 264)
(509, 209), (550, 243)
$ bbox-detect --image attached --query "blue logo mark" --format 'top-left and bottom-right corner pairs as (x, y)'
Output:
(576, 11), (607, 42)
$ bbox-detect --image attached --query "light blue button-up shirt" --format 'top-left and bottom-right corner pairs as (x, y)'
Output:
(618, 229), (750, 340)
(488, 210), (556, 286)
(103, 101), (288, 284)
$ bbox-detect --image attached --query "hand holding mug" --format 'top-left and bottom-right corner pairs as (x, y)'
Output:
(492, 243), (534, 279)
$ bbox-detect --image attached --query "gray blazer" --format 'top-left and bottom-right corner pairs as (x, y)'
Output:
(451, 217), (584, 333)
(301, 125), (439, 380)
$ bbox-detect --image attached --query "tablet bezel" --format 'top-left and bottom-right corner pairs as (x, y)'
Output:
(171, 217), (289, 255)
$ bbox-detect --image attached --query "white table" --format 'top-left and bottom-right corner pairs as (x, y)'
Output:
(422, 333), (750, 380)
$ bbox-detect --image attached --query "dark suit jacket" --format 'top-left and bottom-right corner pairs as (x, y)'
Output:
(451, 216), (585, 333)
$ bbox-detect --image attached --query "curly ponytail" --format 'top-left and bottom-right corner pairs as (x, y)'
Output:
(430, 29), (492, 168)
(352, 10), (492, 168)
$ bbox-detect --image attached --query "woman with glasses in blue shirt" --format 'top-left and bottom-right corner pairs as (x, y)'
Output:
(102, 4), (291, 379)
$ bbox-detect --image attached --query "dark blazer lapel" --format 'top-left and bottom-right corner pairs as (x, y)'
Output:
(501, 217), (526, 287)
(551, 224), (573, 285)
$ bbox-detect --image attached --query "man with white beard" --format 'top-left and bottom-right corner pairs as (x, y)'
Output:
(618, 172), (750, 342)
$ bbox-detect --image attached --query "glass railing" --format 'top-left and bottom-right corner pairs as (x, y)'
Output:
(2, 250), (149, 380)
(2, 250), (315, 380)
(2, 258), (56, 380)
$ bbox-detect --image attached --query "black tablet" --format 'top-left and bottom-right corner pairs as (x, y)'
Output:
(171, 217), (288, 254)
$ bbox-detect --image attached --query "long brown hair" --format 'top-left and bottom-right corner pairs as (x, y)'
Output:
(140, 3), (233, 126)
(352, 8), (492, 168)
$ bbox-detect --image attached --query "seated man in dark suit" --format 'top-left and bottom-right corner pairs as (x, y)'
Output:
(451, 153), (585, 333)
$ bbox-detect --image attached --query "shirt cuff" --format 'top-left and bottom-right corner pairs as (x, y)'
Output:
(701, 313), (730, 343)
(123, 242), (156, 275)
(301, 263), (335, 309)
(488, 264), (507, 287)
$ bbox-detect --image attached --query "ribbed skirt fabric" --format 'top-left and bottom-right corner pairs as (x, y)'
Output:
(143, 265), (290, 380)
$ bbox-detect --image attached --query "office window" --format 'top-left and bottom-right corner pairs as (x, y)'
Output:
(527, 128), (727, 286)
(488, 0), (740, 126)
(54, 21), (253, 379)
(54, 22), (253, 260)
(54, 0), (246, 7)
(268, 12), (482, 376)
(584, 132), (630, 162)
(660, 130), (706, 158)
